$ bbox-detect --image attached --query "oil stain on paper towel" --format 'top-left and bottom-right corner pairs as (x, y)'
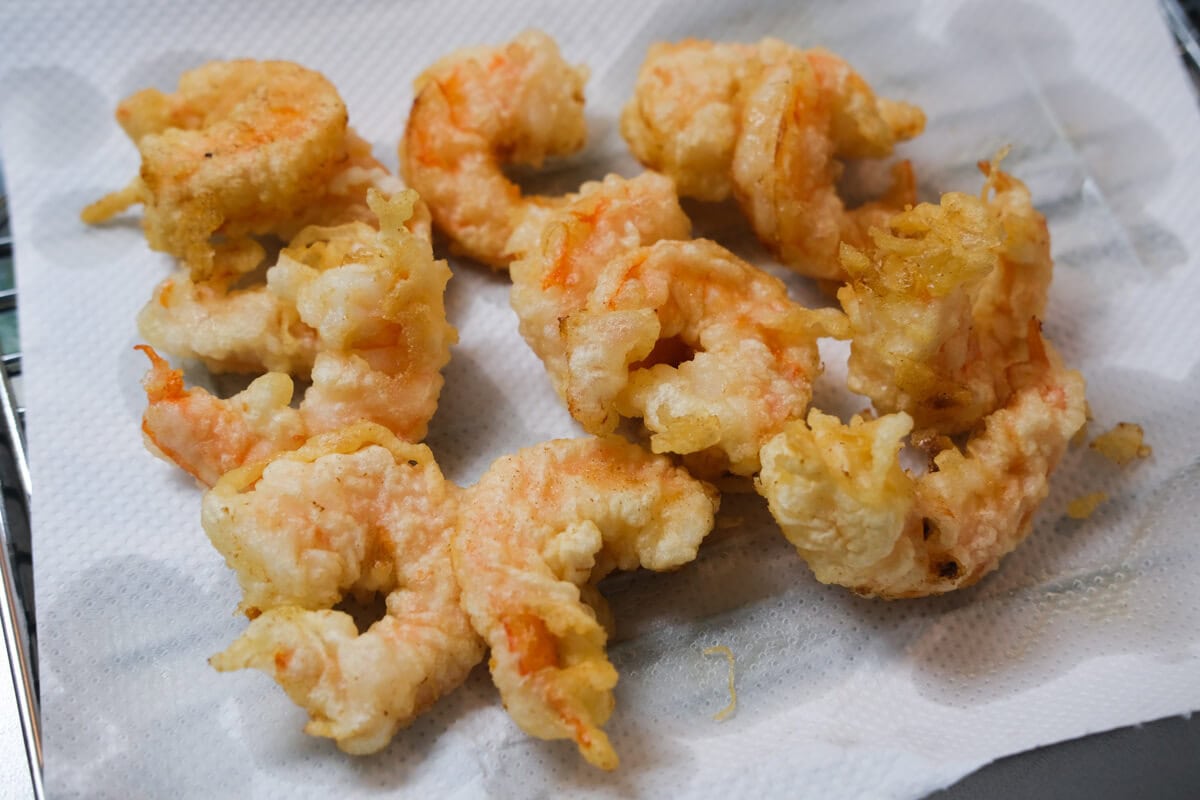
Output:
(40, 556), (253, 798)
(910, 360), (1200, 707)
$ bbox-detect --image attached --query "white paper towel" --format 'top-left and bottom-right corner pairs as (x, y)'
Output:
(1, 0), (1199, 797)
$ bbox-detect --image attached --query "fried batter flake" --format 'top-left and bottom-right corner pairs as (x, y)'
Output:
(1090, 422), (1152, 465)
(1066, 491), (1109, 519)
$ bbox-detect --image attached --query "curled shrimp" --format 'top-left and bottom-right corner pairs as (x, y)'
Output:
(452, 436), (719, 769)
(560, 239), (845, 477)
(622, 39), (924, 281)
(205, 423), (484, 754)
(82, 60), (356, 279)
(757, 327), (1087, 598)
(510, 171), (692, 390)
(838, 159), (1052, 434)
(137, 266), (319, 377)
(512, 173), (843, 476)
(617, 39), (762, 201)
(401, 29), (589, 268)
(140, 190), (455, 485)
(137, 181), (432, 377)
(732, 47), (923, 282)
(138, 345), (307, 486)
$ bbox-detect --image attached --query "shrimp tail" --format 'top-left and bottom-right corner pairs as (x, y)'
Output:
(81, 177), (146, 224)
(136, 344), (185, 403)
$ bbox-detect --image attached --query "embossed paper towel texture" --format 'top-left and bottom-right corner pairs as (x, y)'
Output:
(0, 0), (1198, 797)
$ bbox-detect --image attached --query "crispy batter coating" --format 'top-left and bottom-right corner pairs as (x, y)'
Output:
(512, 173), (843, 476)
(618, 40), (763, 201)
(401, 30), (589, 268)
(732, 47), (922, 281)
(137, 267), (319, 376)
(452, 437), (718, 769)
(82, 60), (355, 279)
(281, 129), (424, 241)
(139, 191), (455, 485)
(838, 192), (1002, 432)
(972, 158), (1053, 372)
(758, 328), (1086, 598)
(138, 180), (432, 376)
(510, 171), (691, 392)
(205, 423), (484, 754)
(839, 162), (1051, 434)
(563, 239), (843, 476)
(622, 39), (924, 280)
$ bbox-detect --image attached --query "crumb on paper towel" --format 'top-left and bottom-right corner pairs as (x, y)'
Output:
(703, 645), (737, 722)
(1066, 491), (1108, 519)
(1090, 422), (1152, 465)
(1071, 401), (1093, 446)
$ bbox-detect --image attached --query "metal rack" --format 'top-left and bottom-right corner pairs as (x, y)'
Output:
(0, 180), (42, 799)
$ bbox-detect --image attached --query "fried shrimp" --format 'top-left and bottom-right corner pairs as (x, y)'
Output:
(204, 423), (484, 754)
(757, 327), (1087, 598)
(511, 172), (842, 476)
(139, 190), (455, 484)
(137, 182), (432, 376)
(82, 60), (354, 279)
(137, 267), (319, 377)
(838, 160), (1051, 434)
(621, 39), (924, 280)
(510, 171), (692, 388)
(138, 345), (308, 486)
(453, 437), (719, 769)
(559, 239), (845, 476)
(731, 47), (922, 281)
(401, 29), (589, 268)
(617, 39), (763, 201)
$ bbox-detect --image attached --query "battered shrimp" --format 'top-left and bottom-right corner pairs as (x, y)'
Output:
(617, 39), (763, 201)
(757, 327), (1087, 598)
(510, 171), (692, 392)
(205, 423), (484, 753)
(82, 60), (352, 279)
(401, 30), (589, 268)
(731, 47), (922, 281)
(137, 177), (433, 376)
(512, 172), (842, 475)
(137, 268), (319, 377)
(621, 39), (924, 281)
(838, 160), (1051, 434)
(139, 345), (307, 487)
(139, 190), (455, 484)
(452, 437), (719, 769)
(557, 239), (846, 476)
